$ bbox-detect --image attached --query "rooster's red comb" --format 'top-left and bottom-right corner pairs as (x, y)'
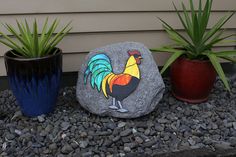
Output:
(128, 50), (141, 56)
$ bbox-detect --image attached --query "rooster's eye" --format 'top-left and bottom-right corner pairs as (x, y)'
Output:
(133, 54), (140, 58)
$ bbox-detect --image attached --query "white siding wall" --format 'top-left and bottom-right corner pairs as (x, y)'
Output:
(0, 0), (235, 75)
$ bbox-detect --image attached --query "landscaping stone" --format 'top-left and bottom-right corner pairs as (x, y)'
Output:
(120, 129), (132, 137)
(118, 122), (126, 128)
(61, 122), (70, 131)
(0, 78), (235, 156)
(37, 115), (45, 123)
(76, 42), (165, 118)
(61, 144), (74, 154)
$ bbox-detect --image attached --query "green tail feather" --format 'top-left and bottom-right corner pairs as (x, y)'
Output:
(84, 54), (112, 91)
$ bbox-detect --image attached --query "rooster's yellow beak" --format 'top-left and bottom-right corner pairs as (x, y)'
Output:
(138, 56), (143, 59)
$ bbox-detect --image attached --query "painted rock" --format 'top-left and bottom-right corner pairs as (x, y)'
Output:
(76, 42), (165, 118)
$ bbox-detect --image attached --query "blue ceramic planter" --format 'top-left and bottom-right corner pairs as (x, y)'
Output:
(4, 48), (62, 117)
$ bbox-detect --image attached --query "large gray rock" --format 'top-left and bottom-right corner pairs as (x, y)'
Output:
(76, 42), (165, 118)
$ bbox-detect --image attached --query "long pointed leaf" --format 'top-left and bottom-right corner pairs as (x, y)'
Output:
(202, 12), (234, 44)
(46, 27), (72, 55)
(173, 2), (193, 39)
(214, 50), (236, 57)
(39, 17), (49, 54)
(219, 56), (236, 63)
(0, 32), (27, 54)
(3, 23), (31, 53)
(160, 51), (184, 74)
(204, 33), (235, 51)
(159, 17), (193, 46)
(0, 18), (70, 58)
(40, 19), (59, 54)
(199, 0), (212, 37)
(33, 19), (39, 57)
(207, 53), (230, 91)
(181, 2), (193, 39)
(0, 39), (28, 57)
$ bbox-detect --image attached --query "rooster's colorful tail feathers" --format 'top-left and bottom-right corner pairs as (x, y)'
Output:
(84, 54), (113, 91)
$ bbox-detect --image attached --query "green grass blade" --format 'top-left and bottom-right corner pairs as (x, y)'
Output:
(206, 53), (230, 91)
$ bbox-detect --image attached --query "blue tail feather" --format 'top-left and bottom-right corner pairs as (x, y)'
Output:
(84, 54), (112, 91)
(87, 54), (110, 65)
(88, 60), (112, 71)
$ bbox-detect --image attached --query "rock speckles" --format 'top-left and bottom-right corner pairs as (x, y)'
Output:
(76, 42), (165, 118)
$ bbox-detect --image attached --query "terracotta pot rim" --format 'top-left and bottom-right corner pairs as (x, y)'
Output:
(4, 47), (62, 62)
(179, 56), (211, 63)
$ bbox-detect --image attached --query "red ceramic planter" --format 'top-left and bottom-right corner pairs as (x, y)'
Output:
(170, 57), (216, 103)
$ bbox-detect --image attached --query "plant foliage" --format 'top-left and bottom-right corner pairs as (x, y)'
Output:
(0, 18), (72, 58)
(151, 0), (236, 91)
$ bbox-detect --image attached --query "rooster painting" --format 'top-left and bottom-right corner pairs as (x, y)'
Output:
(84, 50), (143, 113)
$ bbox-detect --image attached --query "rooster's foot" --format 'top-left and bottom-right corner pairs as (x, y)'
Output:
(117, 108), (128, 113)
(109, 105), (119, 110)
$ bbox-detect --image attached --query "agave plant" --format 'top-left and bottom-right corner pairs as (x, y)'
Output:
(0, 18), (72, 58)
(151, 0), (236, 91)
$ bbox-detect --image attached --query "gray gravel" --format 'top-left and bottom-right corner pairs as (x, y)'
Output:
(0, 78), (236, 156)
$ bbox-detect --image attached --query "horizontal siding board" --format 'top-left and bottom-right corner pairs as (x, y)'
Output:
(49, 30), (236, 53)
(0, 13), (235, 34)
(56, 46), (236, 75)
(63, 53), (87, 73)
(0, 0), (235, 14)
(0, 58), (4, 76)
(0, 0), (235, 76)
(0, 46), (234, 76)
(0, 30), (235, 56)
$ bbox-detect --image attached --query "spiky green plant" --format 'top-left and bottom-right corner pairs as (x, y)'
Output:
(0, 18), (72, 58)
(151, 0), (236, 91)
